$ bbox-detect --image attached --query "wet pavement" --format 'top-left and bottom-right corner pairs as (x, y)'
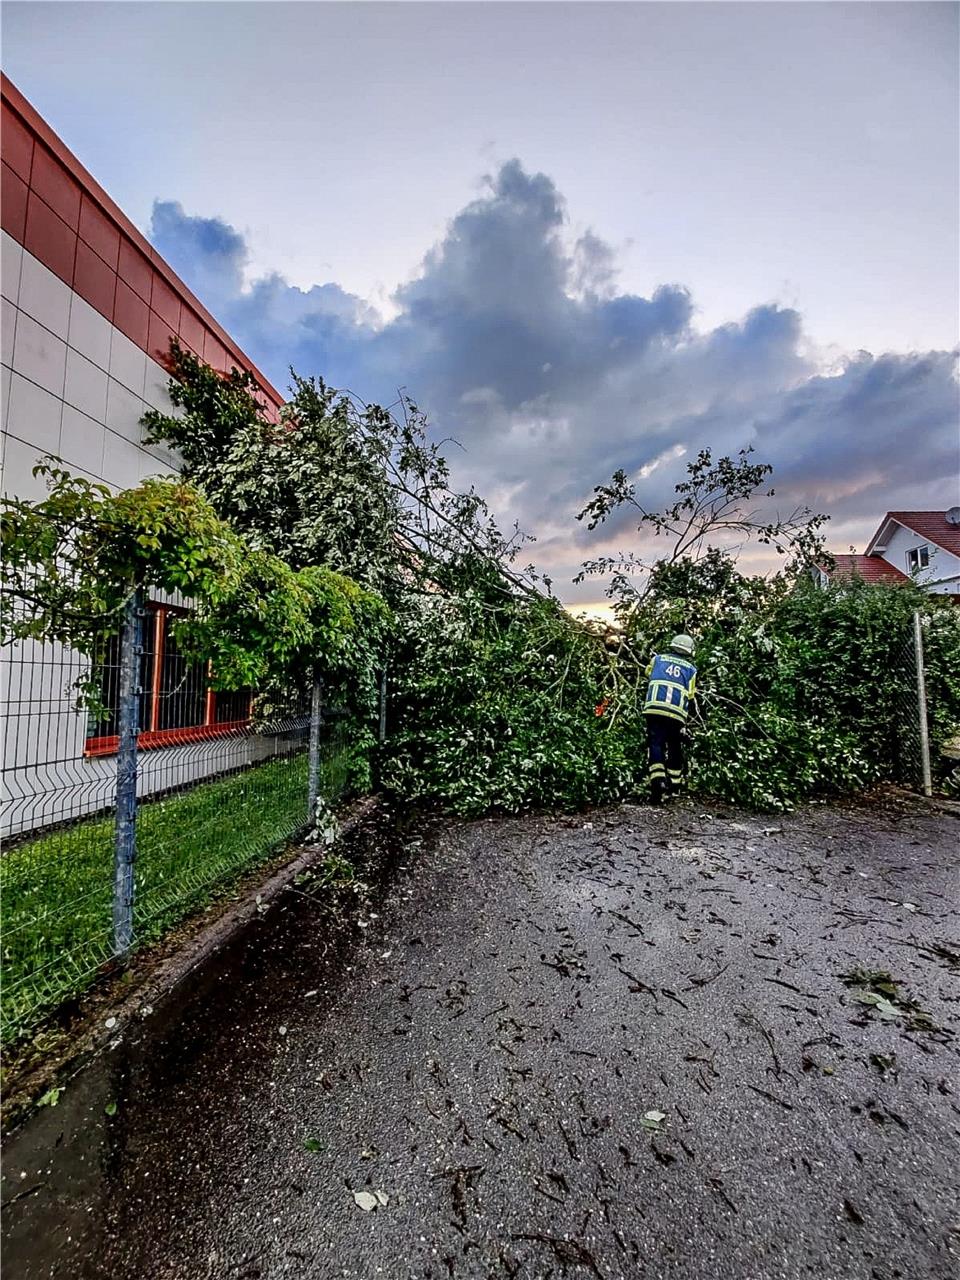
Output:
(2, 795), (959, 1280)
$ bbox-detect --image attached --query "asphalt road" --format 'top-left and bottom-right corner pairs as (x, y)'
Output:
(2, 794), (959, 1280)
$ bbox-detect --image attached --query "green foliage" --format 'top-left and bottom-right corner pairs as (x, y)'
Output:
(380, 566), (960, 815)
(8, 347), (954, 824)
(921, 606), (960, 793)
(1, 464), (243, 653)
(175, 551), (319, 690)
(616, 573), (960, 809)
(0, 461), (389, 714)
(142, 349), (403, 591)
(382, 594), (639, 815)
(922, 606), (960, 748)
(139, 341), (541, 793)
(177, 555), (389, 698)
(142, 341), (537, 602)
(567, 442), (960, 809)
(137, 349), (960, 814)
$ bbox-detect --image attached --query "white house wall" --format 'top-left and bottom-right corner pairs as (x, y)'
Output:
(878, 520), (960, 594)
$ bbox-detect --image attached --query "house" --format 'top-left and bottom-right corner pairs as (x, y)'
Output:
(864, 511), (960, 595)
(1, 76), (293, 836)
(816, 510), (960, 596)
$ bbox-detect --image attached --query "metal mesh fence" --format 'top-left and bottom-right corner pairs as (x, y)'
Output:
(891, 610), (933, 795)
(1, 594), (356, 1044)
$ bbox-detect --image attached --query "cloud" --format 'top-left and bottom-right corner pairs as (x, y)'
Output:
(152, 199), (379, 389)
(152, 200), (247, 311)
(150, 165), (959, 600)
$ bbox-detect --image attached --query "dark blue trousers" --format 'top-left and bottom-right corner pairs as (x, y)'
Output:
(646, 713), (685, 796)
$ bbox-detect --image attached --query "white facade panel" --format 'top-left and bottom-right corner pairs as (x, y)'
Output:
(144, 354), (177, 415)
(59, 403), (107, 476)
(1, 432), (52, 501)
(1, 229), (23, 305)
(67, 294), (112, 373)
(12, 310), (67, 398)
(108, 327), (147, 399)
(1, 364), (10, 435)
(6, 371), (63, 456)
(64, 348), (110, 423)
(18, 252), (72, 341)
(1, 294), (16, 368)
(104, 376), (146, 448)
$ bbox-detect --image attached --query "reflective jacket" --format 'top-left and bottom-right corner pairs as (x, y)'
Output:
(643, 652), (697, 722)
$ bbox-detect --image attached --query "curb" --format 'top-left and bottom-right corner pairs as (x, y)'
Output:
(1, 796), (380, 1135)
(887, 785), (960, 819)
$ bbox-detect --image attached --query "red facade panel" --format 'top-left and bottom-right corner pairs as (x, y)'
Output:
(78, 194), (120, 270)
(30, 145), (81, 228)
(178, 305), (205, 355)
(24, 191), (77, 285)
(1, 99), (33, 181)
(73, 239), (117, 321)
(202, 330), (228, 373)
(1, 161), (28, 241)
(147, 308), (177, 369)
(117, 237), (153, 304)
(150, 273), (181, 330)
(113, 277), (150, 348)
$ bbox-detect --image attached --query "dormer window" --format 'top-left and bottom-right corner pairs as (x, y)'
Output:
(906, 544), (930, 574)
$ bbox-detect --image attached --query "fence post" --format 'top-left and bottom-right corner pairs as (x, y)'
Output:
(913, 610), (933, 798)
(113, 587), (143, 956)
(307, 672), (324, 819)
(379, 667), (388, 744)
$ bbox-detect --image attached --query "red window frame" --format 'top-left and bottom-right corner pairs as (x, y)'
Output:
(84, 602), (252, 758)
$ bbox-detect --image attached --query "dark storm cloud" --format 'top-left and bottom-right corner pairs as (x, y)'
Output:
(150, 163), (959, 596)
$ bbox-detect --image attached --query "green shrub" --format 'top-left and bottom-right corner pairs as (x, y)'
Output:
(382, 577), (960, 815)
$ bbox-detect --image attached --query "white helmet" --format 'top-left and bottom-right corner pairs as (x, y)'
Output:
(669, 633), (695, 658)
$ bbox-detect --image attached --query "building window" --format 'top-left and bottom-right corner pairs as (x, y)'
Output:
(906, 544), (930, 574)
(85, 603), (251, 756)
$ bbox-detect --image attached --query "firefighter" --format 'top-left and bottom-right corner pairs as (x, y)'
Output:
(643, 634), (697, 804)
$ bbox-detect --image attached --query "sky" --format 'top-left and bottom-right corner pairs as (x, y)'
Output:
(4, 1), (959, 608)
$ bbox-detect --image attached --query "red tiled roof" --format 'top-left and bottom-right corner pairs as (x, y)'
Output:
(866, 511), (960, 558)
(822, 554), (909, 584)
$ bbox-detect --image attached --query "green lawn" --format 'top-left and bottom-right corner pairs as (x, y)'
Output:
(0, 749), (330, 1043)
